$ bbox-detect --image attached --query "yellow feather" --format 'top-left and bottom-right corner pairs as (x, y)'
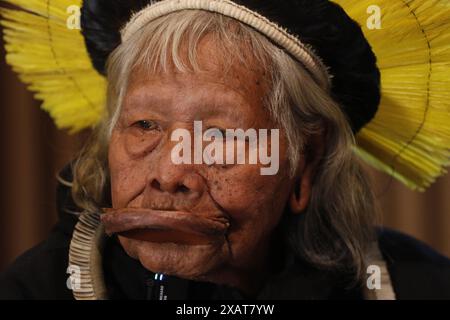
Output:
(334, 0), (450, 191)
(0, 0), (106, 133)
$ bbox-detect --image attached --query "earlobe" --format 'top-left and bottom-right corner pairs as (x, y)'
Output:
(289, 176), (311, 214)
(289, 132), (325, 215)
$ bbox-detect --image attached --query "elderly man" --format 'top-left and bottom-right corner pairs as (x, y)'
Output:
(0, 0), (449, 300)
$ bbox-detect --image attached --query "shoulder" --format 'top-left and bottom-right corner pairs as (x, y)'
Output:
(0, 212), (78, 300)
(377, 228), (450, 299)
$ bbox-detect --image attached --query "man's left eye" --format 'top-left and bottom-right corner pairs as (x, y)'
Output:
(133, 120), (159, 131)
(205, 127), (227, 138)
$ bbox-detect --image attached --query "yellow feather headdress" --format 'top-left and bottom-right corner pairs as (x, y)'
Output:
(0, 0), (106, 132)
(1, 0), (449, 191)
(334, 0), (450, 191)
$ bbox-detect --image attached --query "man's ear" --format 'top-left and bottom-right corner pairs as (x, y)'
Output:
(289, 132), (325, 214)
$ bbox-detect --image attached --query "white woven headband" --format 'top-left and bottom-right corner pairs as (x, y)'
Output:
(121, 0), (331, 88)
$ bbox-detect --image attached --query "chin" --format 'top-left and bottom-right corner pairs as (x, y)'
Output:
(118, 235), (229, 280)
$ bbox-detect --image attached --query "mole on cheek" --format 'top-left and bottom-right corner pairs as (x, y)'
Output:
(213, 180), (222, 191)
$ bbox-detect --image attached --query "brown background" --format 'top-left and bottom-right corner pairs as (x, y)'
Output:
(0, 33), (449, 273)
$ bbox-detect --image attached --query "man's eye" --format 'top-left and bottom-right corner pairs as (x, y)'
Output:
(133, 120), (158, 131)
(205, 127), (227, 138)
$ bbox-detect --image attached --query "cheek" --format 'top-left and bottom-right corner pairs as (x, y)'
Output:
(207, 156), (292, 232)
(204, 163), (292, 263)
(207, 135), (291, 217)
(108, 133), (153, 208)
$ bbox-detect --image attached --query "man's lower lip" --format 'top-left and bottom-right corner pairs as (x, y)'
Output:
(119, 228), (221, 245)
(101, 207), (230, 243)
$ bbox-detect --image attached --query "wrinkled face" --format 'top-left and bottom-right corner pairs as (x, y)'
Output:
(107, 37), (295, 288)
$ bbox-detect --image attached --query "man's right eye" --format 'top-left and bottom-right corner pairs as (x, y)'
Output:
(133, 120), (159, 131)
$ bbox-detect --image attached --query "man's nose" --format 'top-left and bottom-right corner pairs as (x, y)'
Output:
(150, 170), (206, 196)
(148, 143), (206, 198)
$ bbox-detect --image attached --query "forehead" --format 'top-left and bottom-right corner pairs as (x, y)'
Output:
(125, 35), (271, 117)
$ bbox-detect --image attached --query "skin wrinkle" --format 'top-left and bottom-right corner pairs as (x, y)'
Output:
(203, 179), (235, 261)
(106, 35), (317, 296)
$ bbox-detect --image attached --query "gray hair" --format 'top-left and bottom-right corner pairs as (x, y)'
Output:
(72, 10), (378, 283)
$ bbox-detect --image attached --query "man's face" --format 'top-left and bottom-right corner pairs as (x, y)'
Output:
(107, 37), (295, 287)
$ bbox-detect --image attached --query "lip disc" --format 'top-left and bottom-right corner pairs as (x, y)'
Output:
(101, 207), (229, 245)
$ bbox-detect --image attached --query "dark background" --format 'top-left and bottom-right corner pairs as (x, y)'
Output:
(0, 29), (449, 273)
